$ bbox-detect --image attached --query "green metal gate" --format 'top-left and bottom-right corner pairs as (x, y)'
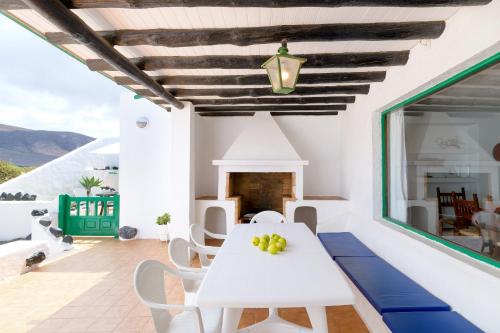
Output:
(58, 194), (119, 238)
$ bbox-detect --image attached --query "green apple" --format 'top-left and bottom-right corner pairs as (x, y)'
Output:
(251, 236), (260, 246)
(269, 239), (277, 246)
(274, 242), (283, 251)
(262, 234), (270, 242)
(259, 241), (268, 251)
(268, 244), (279, 255)
(278, 237), (286, 249)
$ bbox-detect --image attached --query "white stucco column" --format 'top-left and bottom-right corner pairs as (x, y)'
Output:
(119, 93), (172, 238)
(170, 101), (195, 240)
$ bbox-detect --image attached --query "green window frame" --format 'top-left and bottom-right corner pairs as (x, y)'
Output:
(381, 52), (500, 269)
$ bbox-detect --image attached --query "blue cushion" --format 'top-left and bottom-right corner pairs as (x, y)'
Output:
(336, 257), (450, 314)
(383, 311), (484, 333)
(317, 232), (376, 259)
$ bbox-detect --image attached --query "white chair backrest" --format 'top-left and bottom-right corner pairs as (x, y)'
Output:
(169, 237), (192, 268)
(168, 238), (205, 290)
(134, 260), (174, 331)
(249, 210), (288, 224)
(190, 224), (206, 247)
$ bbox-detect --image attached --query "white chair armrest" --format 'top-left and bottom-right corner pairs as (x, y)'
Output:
(203, 229), (227, 240)
(194, 244), (219, 256)
(177, 269), (206, 281)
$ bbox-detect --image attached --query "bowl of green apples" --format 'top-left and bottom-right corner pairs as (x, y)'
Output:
(251, 233), (287, 255)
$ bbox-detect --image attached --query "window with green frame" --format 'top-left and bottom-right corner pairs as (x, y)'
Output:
(382, 53), (500, 268)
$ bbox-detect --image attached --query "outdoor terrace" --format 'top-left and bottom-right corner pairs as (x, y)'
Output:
(0, 238), (368, 333)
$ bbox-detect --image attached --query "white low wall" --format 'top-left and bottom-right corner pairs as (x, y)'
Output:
(0, 138), (119, 201)
(0, 200), (57, 241)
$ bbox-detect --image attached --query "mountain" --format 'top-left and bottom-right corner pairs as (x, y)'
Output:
(0, 124), (94, 166)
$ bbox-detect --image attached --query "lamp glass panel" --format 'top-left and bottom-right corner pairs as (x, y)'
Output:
(264, 57), (281, 91)
(279, 56), (301, 89)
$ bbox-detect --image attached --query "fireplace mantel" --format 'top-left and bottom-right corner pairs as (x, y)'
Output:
(213, 160), (309, 166)
(214, 160), (308, 201)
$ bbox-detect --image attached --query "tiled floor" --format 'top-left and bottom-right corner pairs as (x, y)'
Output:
(0, 238), (368, 333)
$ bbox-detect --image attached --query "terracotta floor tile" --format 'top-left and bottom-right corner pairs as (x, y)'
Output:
(56, 317), (96, 332)
(87, 316), (122, 332)
(113, 316), (149, 331)
(0, 238), (368, 333)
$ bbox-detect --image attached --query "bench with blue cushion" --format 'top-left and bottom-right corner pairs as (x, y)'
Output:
(336, 256), (450, 314)
(317, 232), (376, 259)
(318, 232), (483, 332)
(383, 311), (484, 333)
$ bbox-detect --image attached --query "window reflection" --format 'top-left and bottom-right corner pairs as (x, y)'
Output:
(387, 62), (500, 261)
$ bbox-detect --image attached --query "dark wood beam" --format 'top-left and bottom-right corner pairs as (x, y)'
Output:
(19, 0), (183, 109)
(2, 0), (492, 10)
(198, 111), (339, 116)
(182, 96), (356, 105)
(195, 105), (346, 112)
(114, 72), (385, 86)
(137, 85), (369, 98)
(271, 111), (339, 116)
(46, 21), (445, 47)
(87, 51), (409, 71)
(198, 112), (255, 117)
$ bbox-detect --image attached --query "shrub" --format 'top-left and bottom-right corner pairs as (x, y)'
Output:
(156, 213), (171, 225)
(0, 161), (22, 184)
(79, 176), (103, 196)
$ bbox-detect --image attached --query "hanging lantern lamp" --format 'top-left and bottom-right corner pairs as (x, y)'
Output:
(261, 39), (306, 94)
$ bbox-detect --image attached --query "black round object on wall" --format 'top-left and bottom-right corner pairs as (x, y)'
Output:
(493, 144), (500, 161)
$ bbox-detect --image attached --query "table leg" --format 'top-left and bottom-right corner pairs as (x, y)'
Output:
(221, 308), (243, 333)
(306, 306), (328, 333)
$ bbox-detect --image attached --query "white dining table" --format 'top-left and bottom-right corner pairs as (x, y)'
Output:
(196, 223), (355, 333)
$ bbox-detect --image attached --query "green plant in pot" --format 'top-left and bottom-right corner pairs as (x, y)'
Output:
(156, 213), (171, 242)
(79, 176), (103, 196)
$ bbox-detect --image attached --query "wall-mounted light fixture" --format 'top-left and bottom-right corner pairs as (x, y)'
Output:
(136, 117), (149, 128)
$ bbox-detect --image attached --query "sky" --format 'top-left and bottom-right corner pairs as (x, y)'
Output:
(0, 14), (127, 138)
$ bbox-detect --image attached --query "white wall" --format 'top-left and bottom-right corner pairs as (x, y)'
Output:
(0, 138), (118, 200)
(195, 114), (343, 197)
(119, 94), (172, 238)
(0, 200), (57, 241)
(340, 2), (500, 331)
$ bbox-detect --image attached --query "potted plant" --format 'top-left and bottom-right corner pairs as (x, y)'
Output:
(79, 176), (103, 196)
(156, 213), (171, 241)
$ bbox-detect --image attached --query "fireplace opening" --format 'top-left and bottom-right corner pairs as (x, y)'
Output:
(227, 172), (295, 223)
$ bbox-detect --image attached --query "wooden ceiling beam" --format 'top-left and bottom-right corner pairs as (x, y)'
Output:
(182, 96), (356, 105)
(195, 105), (346, 112)
(87, 51), (409, 71)
(137, 85), (369, 98)
(2, 0), (492, 10)
(198, 111), (339, 116)
(46, 21), (445, 47)
(114, 72), (385, 86)
(198, 112), (255, 117)
(271, 111), (339, 116)
(19, 0), (184, 108)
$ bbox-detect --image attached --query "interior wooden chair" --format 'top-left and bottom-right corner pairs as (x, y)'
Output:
(437, 187), (466, 235)
(452, 192), (481, 236)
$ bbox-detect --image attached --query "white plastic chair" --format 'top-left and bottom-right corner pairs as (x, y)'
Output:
(189, 224), (226, 268)
(134, 260), (222, 333)
(249, 211), (288, 224)
(168, 237), (217, 272)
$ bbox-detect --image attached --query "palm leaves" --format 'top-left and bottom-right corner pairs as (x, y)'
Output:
(79, 176), (103, 196)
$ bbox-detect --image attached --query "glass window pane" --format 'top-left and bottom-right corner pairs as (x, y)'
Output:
(386, 61), (500, 262)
